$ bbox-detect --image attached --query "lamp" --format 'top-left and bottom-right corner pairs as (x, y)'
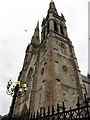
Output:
(6, 79), (28, 120)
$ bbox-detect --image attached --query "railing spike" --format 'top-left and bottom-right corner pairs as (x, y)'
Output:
(47, 106), (50, 120)
(76, 97), (81, 108)
(62, 102), (66, 111)
(52, 105), (55, 120)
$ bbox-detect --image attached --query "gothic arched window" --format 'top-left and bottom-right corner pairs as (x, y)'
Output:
(61, 43), (66, 55)
(28, 67), (33, 92)
(60, 25), (64, 35)
(24, 67), (33, 100)
(54, 21), (58, 32)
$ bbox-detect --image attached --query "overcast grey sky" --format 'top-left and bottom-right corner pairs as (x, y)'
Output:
(0, 0), (88, 115)
(88, 1), (90, 73)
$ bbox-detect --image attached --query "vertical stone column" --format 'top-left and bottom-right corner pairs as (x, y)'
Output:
(49, 13), (54, 31)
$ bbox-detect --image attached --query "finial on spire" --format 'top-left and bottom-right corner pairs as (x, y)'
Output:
(37, 20), (39, 29)
(49, 0), (58, 14)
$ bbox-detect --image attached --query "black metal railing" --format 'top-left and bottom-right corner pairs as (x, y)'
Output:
(1, 95), (90, 120)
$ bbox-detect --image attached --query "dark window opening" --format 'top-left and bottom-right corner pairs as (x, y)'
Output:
(60, 25), (64, 35)
(41, 68), (44, 75)
(54, 21), (58, 32)
(62, 65), (67, 71)
(47, 22), (49, 34)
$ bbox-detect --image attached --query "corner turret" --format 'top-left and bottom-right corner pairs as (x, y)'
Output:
(31, 21), (40, 47)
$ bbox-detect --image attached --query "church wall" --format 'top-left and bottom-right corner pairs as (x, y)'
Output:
(12, 1), (84, 116)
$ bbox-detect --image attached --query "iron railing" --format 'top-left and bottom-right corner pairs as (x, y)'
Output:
(1, 95), (90, 120)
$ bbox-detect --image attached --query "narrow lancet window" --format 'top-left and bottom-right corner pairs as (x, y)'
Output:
(47, 22), (49, 34)
(60, 25), (64, 35)
(54, 21), (58, 32)
(61, 43), (66, 55)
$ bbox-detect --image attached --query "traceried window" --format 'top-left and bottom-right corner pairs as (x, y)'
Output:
(54, 21), (58, 32)
(24, 67), (33, 100)
(61, 43), (66, 55)
(60, 25), (64, 35)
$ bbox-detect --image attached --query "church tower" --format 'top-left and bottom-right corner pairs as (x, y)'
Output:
(13, 0), (83, 116)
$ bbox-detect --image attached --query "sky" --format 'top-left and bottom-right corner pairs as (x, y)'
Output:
(88, 1), (90, 73)
(0, 0), (88, 116)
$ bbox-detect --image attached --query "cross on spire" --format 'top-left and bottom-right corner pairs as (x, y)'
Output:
(51, 0), (53, 2)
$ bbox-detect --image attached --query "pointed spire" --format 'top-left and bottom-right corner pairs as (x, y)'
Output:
(31, 21), (40, 46)
(61, 13), (65, 19)
(34, 20), (39, 36)
(48, 0), (58, 14)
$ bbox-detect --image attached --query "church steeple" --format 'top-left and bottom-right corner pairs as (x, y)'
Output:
(41, 1), (68, 42)
(31, 21), (40, 46)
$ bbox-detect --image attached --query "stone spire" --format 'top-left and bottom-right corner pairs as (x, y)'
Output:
(48, 0), (58, 14)
(31, 21), (40, 46)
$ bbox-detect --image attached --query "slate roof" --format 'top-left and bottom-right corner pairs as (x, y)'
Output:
(81, 74), (90, 84)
